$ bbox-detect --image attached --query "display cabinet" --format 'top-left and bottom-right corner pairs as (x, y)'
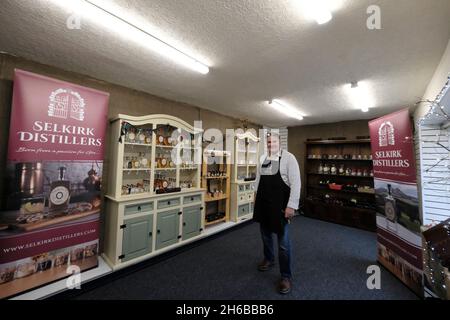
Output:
(201, 150), (231, 226)
(230, 131), (260, 222)
(304, 138), (376, 231)
(104, 114), (205, 269)
(107, 114), (202, 200)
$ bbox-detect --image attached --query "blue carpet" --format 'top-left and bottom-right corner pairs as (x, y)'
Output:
(71, 216), (418, 300)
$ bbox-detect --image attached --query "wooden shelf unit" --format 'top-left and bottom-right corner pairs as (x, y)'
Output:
(201, 150), (231, 226)
(304, 139), (376, 231)
(230, 131), (260, 222)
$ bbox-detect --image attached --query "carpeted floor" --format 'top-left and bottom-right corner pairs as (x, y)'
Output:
(68, 216), (418, 300)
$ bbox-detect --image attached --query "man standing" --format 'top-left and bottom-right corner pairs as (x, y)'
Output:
(253, 131), (301, 294)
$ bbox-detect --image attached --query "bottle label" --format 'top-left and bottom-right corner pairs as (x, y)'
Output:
(50, 186), (70, 205)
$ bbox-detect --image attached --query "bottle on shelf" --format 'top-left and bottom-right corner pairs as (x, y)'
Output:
(345, 167), (352, 176)
(330, 164), (337, 175)
(160, 154), (168, 168)
(156, 153), (162, 168)
(145, 129), (152, 144)
(338, 164), (345, 175)
(323, 164), (330, 174)
(126, 128), (136, 143)
(318, 163), (324, 174)
(140, 152), (149, 168)
(124, 156), (130, 169)
(138, 129), (146, 144)
(133, 156), (140, 169)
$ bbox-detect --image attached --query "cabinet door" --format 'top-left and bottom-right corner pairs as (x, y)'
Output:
(122, 215), (153, 262)
(238, 203), (250, 217)
(182, 206), (202, 240)
(156, 209), (180, 250)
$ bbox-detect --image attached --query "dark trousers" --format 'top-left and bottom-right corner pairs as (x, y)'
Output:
(260, 223), (292, 279)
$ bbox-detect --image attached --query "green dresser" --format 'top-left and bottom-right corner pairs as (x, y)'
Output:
(121, 215), (153, 262)
(156, 209), (181, 250)
(182, 205), (202, 240)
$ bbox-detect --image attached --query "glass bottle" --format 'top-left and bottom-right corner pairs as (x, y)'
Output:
(385, 184), (397, 222)
(49, 167), (71, 213)
(330, 164), (337, 175)
(145, 129), (152, 144)
(138, 129), (146, 144)
(140, 153), (148, 168)
(133, 157), (140, 169)
(127, 128), (136, 143)
(318, 163), (324, 174)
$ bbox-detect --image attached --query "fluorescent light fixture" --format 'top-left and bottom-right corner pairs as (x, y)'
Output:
(300, 0), (333, 24)
(347, 81), (374, 112)
(312, 9), (333, 24)
(53, 0), (209, 74)
(268, 99), (304, 120)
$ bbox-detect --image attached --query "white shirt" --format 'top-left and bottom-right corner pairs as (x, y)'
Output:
(254, 149), (301, 210)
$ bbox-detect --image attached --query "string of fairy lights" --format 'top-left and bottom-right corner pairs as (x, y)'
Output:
(417, 75), (450, 187)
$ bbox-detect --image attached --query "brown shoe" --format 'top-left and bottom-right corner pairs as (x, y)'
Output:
(257, 260), (275, 271)
(279, 278), (292, 294)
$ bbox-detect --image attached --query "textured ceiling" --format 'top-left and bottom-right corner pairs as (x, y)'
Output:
(0, 0), (449, 127)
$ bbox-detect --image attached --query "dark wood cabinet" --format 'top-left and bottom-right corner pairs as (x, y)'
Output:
(304, 139), (376, 231)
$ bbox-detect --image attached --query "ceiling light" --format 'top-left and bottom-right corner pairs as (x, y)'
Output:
(301, 0), (333, 25)
(268, 99), (304, 120)
(347, 81), (374, 112)
(53, 0), (210, 74)
(313, 10), (333, 25)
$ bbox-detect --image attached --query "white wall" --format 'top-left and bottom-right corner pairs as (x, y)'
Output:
(414, 39), (450, 123)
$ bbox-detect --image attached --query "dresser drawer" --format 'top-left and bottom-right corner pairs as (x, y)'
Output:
(246, 192), (254, 202)
(157, 197), (181, 210)
(124, 202), (154, 216)
(183, 194), (202, 205)
(238, 203), (250, 217)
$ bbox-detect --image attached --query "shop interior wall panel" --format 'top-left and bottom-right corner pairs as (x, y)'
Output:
(419, 125), (450, 225)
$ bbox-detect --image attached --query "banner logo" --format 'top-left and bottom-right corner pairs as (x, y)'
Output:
(48, 89), (85, 121)
(378, 121), (395, 147)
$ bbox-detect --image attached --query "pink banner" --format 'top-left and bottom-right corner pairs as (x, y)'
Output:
(7, 70), (108, 162)
(0, 70), (109, 299)
(0, 219), (99, 264)
(369, 109), (417, 184)
(369, 108), (423, 296)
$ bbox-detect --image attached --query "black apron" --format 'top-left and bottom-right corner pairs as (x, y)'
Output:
(253, 154), (291, 235)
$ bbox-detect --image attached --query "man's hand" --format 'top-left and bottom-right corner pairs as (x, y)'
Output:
(285, 207), (295, 219)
